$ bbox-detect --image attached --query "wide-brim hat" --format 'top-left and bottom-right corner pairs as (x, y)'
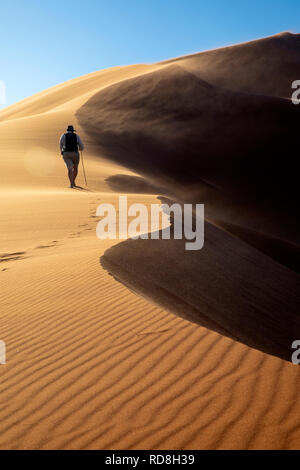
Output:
(67, 125), (75, 132)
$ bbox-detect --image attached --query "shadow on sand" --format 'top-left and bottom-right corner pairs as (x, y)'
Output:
(73, 185), (93, 192)
(105, 174), (168, 196)
(101, 221), (300, 363)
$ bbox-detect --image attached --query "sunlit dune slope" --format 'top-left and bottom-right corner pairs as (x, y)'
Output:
(0, 63), (162, 189)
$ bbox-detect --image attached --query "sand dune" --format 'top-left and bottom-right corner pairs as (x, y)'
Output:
(165, 32), (300, 98)
(0, 32), (300, 450)
(78, 35), (300, 271)
(0, 62), (164, 190)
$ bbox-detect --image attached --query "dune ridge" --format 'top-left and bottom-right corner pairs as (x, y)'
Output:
(163, 31), (300, 98)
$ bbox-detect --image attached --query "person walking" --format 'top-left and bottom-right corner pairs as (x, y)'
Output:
(60, 125), (85, 188)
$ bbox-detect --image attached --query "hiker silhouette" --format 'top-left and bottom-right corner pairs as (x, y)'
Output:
(59, 125), (84, 188)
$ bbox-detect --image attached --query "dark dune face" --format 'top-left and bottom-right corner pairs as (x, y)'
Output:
(78, 34), (300, 258)
(78, 33), (300, 360)
(78, 63), (300, 201)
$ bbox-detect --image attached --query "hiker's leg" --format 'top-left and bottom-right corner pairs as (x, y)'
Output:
(70, 165), (76, 186)
(63, 155), (75, 187)
(68, 167), (75, 186)
(73, 164), (79, 184)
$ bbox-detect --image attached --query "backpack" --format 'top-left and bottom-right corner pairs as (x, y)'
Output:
(64, 132), (78, 152)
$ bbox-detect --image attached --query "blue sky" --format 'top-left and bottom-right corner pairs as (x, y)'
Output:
(0, 0), (299, 107)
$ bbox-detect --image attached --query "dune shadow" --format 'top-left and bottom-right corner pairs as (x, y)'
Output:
(105, 174), (168, 195)
(101, 221), (300, 363)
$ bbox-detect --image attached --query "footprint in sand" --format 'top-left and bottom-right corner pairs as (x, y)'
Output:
(0, 252), (26, 263)
(34, 241), (60, 250)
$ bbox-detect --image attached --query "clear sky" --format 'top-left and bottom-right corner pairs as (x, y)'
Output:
(0, 0), (299, 107)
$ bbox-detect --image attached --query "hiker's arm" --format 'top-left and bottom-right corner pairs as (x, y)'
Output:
(59, 134), (65, 151)
(77, 135), (85, 151)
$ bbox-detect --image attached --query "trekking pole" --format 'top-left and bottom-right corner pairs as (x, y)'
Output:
(80, 151), (88, 187)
